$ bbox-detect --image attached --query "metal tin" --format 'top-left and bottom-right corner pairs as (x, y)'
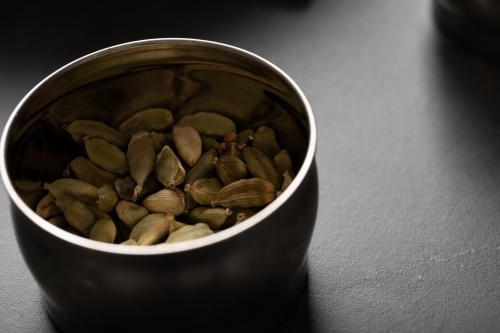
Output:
(0, 39), (318, 332)
(434, 0), (500, 60)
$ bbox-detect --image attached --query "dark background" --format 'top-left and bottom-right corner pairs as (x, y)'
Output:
(2, 0), (500, 332)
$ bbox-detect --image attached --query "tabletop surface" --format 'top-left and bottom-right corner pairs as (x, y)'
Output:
(1, 0), (500, 332)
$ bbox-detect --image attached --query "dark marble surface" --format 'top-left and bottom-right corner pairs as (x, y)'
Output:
(1, 0), (500, 332)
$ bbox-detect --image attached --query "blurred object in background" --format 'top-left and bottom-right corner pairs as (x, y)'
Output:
(434, 0), (500, 60)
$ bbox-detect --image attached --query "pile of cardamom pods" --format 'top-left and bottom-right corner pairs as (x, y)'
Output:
(34, 108), (295, 245)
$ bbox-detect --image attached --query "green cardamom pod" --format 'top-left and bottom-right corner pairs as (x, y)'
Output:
(211, 178), (275, 208)
(281, 171), (294, 192)
(150, 132), (167, 154)
(63, 120), (127, 149)
(55, 197), (97, 237)
(66, 157), (121, 188)
(200, 136), (223, 154)
(120, 239), (138, 245)
(88, 206), (111, 221)
(168, 215), (187, 234)
(184, 148), (217, 187)
(236, 129), (254, 146)
(219, 207), (242, 229)
(44, 178), (98, 205)
(130, 213), (170, 245)
(83, 136), (129, 174)
(89, 217), (117, 243)
(176, 112), (236, 139)
(183, 191), (198, 215)
(119, 108), (174, 138)
(142, 188), (185, 216)
(47, 215), (69, 229)
(220, 142), (243, 160)
(155, 145), (185, 188)
(185, 178), (223, 206)
(14, 179), (43, 192)
(221, 208), (259, 229)
(172, 125), (202, 167)
(164, 132), (175, 149)
(96, 183), (118, 213)
(187, 207), (232, 230)
(127, 131), (155, 201)
(214, 156), (247, 186)
(165, 223), (214, 244)
(223, 131), (237, 144)
(63, 225), (81, 236)
(235, 208), (258, 225)
(36, 192), (63, 219)
(114, 175), (163, 202)
(241, 146), (282, 190)
(115, 200), (150, 229)
(272, 149), (295, 178)
(251, 126), (281, 160)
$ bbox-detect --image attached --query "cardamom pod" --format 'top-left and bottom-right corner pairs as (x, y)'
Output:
(281, 171), (294, 192)
(251, 126), (281, 160)
(14, 180), (43, 193)
(220, 142), (243, 160)
(241, 146), (282, 190)
(235, 208), (257, 225)
(150, 132), (167, 154)
(219, 207), (243, 229)
(115, 200), (149, 229)
(119, 108), (174, 138)
(55, 197), (97, 237)
(270, 106), (307, 165)
(168, 215), (187, 233)
(272, 149), (295, 178)
(164, 132), (175, 149)
(87, 206), (110, 223)
(155, 145), (185, 188)
(127, 131), (155, 201)
(47, 215), (69, 228)
(96, 183), (118, 212)
(44, 178), (98, 205)
(115, 175), (163, 202)
(36, 192), (63, 219)
(130, 213), (170, 245)
(185, 178), (223, 206)
(172, 125), (202, 167)
(187, 207), (232, 230)
(63, 120), (127, 149)
(142, 188), (185, 216)
(63, 225), (81, 236)
(184, 148), (217, 187)
(223, 131), (237, 144)
(214, 156), (248, 186)
(66, 157), (121, 188)
(83, 136), (129, 175)
(165, 223), (214, 244)
(201, 136), (223, 154)
(89, 217), (117, 243)
(236, 129), (254, 146)
(211, 178), (275, 208)
(176, 112), (236, 139)
(220, 208), (259, 228)
(120, 239), (138, 245)
(183, 191), (198, 215)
